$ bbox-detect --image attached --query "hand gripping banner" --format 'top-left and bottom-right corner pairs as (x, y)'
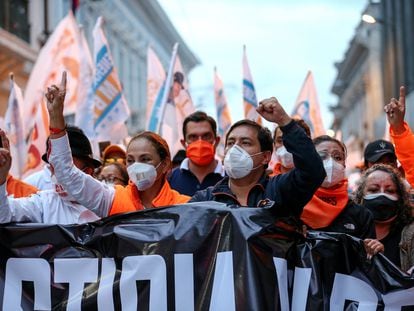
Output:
(0, 202), (413, 310)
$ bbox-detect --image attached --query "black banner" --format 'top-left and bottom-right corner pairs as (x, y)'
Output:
(0, 202), (413, 310)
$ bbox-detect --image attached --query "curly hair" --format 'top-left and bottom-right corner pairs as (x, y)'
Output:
(354, 164), (412, 232)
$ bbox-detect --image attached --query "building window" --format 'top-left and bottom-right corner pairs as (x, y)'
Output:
(0, 0), (30, 43)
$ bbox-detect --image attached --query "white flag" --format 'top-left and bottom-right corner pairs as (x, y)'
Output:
(5, 75), (26, 178)
(92, 17), (130, 143)
(292, 71), (325, 137)
(243, 45), (261, 124)
(214, 67), (232, 158)
(146, 47), (194, 156)
(24, 11), (81, 132)
(74, 26), (95, 140)
(173, 56), (195, 129)
(147, 43), (180, 156)
(22, 97), (50, 178)
(146, 46), (166, 129)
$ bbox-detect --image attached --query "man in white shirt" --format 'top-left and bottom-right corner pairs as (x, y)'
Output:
(0, 126), (101, 224)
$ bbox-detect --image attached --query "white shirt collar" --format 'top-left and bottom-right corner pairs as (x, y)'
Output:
(180, 158), (225, 176)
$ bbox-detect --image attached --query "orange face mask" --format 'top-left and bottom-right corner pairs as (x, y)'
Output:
(186, 140), (215, 166)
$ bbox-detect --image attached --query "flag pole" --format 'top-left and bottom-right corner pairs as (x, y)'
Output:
(157, 42), (179, 134)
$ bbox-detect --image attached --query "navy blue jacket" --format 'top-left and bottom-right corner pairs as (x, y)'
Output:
(168, 165), (224, 196)
(189, 120), (326, 217)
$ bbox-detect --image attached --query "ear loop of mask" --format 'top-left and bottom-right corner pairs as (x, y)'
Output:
(249, 151), (266, 171)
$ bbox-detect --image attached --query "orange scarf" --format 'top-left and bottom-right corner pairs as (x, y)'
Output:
(301, 180), (349, 229)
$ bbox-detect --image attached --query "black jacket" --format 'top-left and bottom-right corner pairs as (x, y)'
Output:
(189, 120), (326, 217)
(317, 200), (376, 239)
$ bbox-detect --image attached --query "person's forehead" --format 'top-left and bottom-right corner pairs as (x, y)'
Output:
(366, 170), (395, 186)
(316, 141), (343, 152)
(101, 165), (120, 176)
(228, 125), (258, 140)
(185, 121), (214, 135)
(275, 128), (283, 138)
(128, 138), (158, 156)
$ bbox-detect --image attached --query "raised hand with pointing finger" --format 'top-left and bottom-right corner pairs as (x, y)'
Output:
(45, 71), (67, 136)
(384, 86), (406, 135)
(386, 85), (414, 188)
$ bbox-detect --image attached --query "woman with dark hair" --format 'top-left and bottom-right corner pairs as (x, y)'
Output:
(300, 135), (383, 257)
(354, 164), (413, 268)
(47, 127), (190, 216)
(97, 162), (128, 187)
(270, 119), (311, 176)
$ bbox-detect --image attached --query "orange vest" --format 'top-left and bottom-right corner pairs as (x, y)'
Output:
(109, 180), (190, 216)
(6, 175), (38, 198)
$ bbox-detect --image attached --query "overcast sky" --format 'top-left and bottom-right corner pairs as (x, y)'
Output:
(158, 0), (368, 130)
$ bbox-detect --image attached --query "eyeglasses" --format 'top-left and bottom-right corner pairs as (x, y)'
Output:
(104, 158), (126, 165)
(317, 151), (346, 162)
(97, 175), (127, 184)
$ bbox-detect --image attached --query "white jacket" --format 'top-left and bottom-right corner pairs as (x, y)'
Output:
(0, 182), (100, 225)
(48, 134), (115, 218)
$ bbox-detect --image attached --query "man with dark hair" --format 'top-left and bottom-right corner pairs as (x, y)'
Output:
(168, 111), (225, 196)
(190, 97), (325, 218)
(363, 139), (397, 169)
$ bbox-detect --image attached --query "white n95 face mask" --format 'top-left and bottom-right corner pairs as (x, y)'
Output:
(321, 158), (345, 188)
(127, 162), (158, 191)
(223, 145), (255, 179)
(275, 146), (294, 168)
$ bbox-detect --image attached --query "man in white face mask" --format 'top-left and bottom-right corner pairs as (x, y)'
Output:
(190, 97), (326, 218)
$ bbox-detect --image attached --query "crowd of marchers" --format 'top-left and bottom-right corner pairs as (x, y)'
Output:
(0, 72), (413, 273)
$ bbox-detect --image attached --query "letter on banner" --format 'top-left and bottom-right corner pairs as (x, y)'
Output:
(120, 255), (167, 311)
(273, 257), (290, 311)
(382, 286), (414, 310)
(54, 258), (99, 311)
(209, 251), (236, 311)
(274, 257), (312, 311)
(175, 254), (194, 311)
(292, 267), (312, 310)
(330, 273), (378, 311)
(3, 258), (51, 310)
(97, 258), (116, 311)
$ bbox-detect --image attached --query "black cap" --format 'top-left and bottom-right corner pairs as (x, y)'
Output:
(42, 125), (102, 168)
(364, 139), (396, 164)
